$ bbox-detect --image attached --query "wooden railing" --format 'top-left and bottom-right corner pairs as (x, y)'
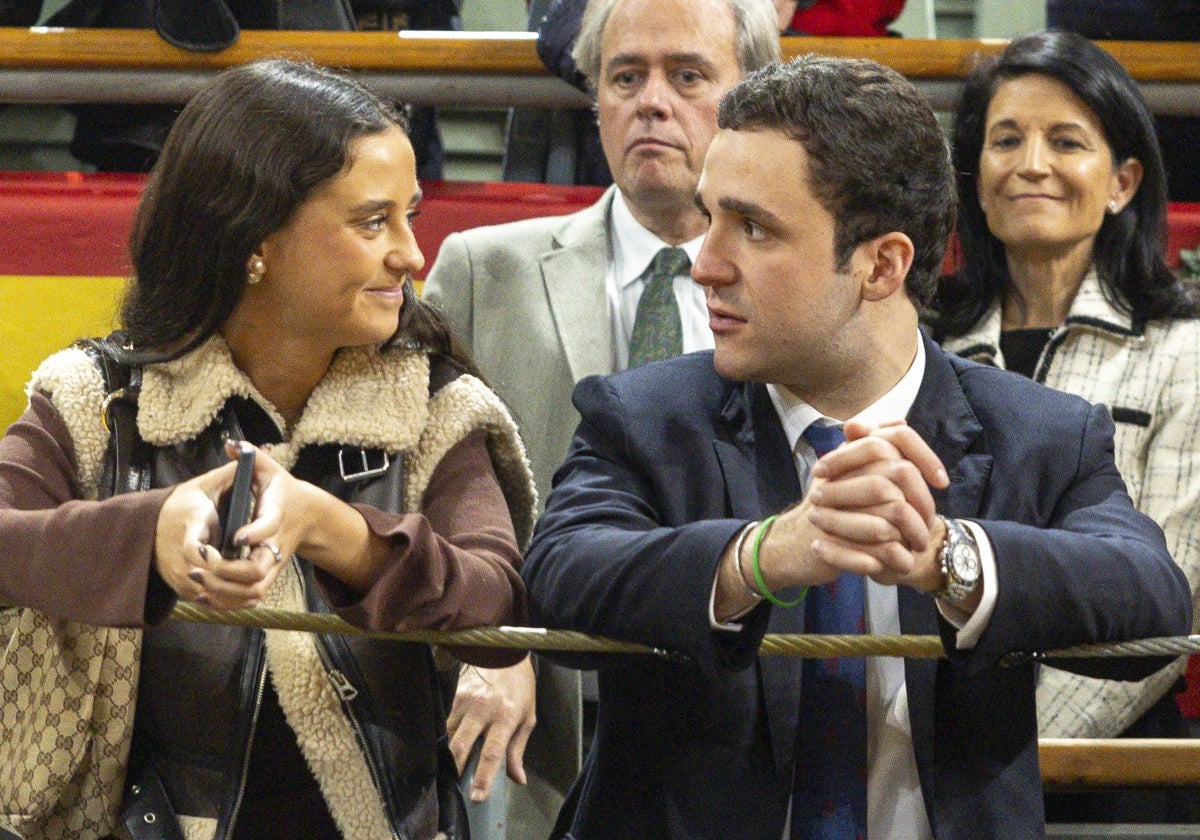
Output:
(0, 28), (1197, 112)
(1041, 739), (1200, 789)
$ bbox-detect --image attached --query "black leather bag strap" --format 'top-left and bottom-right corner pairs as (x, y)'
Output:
(76, 338), (184, 839)
(75, 337), (151, 500)
(120, 761), (186, 840)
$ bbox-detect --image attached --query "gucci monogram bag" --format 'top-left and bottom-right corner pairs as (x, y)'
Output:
(1, 339), (147, 839)
(0, 614), (140, 839)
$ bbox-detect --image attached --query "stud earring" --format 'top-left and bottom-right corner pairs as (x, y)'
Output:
(1108, 200), (1119, 213)
(247, 256), (266, 285)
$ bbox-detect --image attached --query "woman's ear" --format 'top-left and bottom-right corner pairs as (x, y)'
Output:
(856, 232), (915, 303)
(1108, 157), (1143, 214)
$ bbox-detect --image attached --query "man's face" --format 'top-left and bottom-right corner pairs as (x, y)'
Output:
(596, 0), (742, 219)
(693, 128), (867, 398)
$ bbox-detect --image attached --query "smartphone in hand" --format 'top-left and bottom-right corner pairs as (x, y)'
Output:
(218, 441), (256, 559)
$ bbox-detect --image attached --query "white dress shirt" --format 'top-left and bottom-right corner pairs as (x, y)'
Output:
(606, 190), (712, 370)
(710, 335), (999, 840)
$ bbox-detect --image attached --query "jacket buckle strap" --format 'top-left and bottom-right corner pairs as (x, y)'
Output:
(337, 448), (390, 483)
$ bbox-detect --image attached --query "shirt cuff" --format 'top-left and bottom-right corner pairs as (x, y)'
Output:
(937, 518), (997, 648)
(710, 522), (760, 632)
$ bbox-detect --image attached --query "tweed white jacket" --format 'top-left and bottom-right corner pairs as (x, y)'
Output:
(942, 270), (1200, 738)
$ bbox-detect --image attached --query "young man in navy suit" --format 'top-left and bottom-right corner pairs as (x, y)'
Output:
(522, 55), (1192, 839)
(425, 3), (781, 837)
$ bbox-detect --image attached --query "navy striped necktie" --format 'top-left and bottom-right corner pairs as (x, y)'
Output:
(793, 422), (866, 840)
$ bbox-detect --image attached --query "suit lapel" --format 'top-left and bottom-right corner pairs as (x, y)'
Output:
(712, 381), (792, 519)
(903, 335), (994, 827)
(905, 335), (992, 511)
(715, 382), (808, 777)
(541, 186), (617, 382)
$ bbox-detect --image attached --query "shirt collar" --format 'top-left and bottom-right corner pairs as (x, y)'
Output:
(767, 333), (927, 454)
(610, 189), (705, 290)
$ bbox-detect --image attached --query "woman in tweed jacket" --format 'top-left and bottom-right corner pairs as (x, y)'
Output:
(931, 30), (1200, 824)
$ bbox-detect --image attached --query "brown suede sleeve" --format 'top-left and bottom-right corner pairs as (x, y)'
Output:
(0, 391), (174, 626)
(318, 429), (528, 667)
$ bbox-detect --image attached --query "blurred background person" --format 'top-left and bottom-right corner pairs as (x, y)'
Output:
(930, 29), (1200, 825)
(0, 58), (533, 839)
(525, 0), (867, 187)
(777, 0), (907, 36)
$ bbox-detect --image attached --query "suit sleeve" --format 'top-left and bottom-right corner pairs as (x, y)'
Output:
(522, 375), (762, 676)
(422, 230), (474, 344)
(954, 402), (1191, 681)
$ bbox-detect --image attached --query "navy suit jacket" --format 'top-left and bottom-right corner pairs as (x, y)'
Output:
(522, 337), (1191, 840)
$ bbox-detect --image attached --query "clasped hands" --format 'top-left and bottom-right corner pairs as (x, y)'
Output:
(729, 419), (952, 612)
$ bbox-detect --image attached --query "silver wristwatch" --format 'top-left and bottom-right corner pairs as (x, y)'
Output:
(935, 516), (981, 604)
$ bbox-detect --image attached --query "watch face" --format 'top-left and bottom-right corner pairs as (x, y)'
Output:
(952, 544), (981, 582)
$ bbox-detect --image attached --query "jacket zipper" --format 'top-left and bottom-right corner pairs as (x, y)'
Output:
(300, 569), (401, 840)
(313, 634), (402, 840)
(223, 652), (269, 840)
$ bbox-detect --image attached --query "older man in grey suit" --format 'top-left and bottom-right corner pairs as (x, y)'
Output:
(422, 0), (779, 836)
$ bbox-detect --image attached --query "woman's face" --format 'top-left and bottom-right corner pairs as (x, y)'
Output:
(976, 73), (1141, 263)
(250, 125), (423, 354)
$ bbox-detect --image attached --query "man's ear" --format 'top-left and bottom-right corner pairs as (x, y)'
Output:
(856, 232), (914, 303)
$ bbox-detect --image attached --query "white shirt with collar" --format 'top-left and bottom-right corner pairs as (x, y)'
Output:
(606, 190), (712, 370)
(711, 335), (999, 840)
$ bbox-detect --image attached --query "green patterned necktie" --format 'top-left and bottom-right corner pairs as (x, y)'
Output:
(628, 246), (690, 367)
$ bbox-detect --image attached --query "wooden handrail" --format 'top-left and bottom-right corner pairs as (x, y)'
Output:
(1040, 738), (1200, 789)
(0, 28), (545, 73)
(0, 29), (1196, 82)
(0, 29), (1196, 111)
(782, 36), (1200, 83)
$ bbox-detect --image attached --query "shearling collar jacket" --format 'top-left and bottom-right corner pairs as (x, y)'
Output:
(30, 335), (535, 840)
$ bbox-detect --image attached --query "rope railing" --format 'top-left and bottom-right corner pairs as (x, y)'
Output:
(0, 28), (1197, 113)
(169, 600), (1199, 662)
(168, 602), (1200, 789)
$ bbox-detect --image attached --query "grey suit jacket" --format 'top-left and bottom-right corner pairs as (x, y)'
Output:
(422, 186), (620, 840)
(424, 186), (618, 500)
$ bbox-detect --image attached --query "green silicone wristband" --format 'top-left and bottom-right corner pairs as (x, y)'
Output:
(750, 514), (806, 608)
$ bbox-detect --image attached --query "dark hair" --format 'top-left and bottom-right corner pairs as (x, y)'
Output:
(717, 55), (956, 306)
(121, 58), (475, 372)
(933, 30), (1200, 337)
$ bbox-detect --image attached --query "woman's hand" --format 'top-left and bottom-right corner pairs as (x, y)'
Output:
(231, 441), (389, 593)
(153, 441), (297, 610)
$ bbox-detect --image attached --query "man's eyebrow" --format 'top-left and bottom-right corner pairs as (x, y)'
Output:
(717, 196), (785, 229)
(604, 52), (717, 73)
(604, 52), (645, 71)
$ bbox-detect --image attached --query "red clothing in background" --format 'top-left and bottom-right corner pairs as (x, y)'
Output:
(790, 0), (907, 36)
